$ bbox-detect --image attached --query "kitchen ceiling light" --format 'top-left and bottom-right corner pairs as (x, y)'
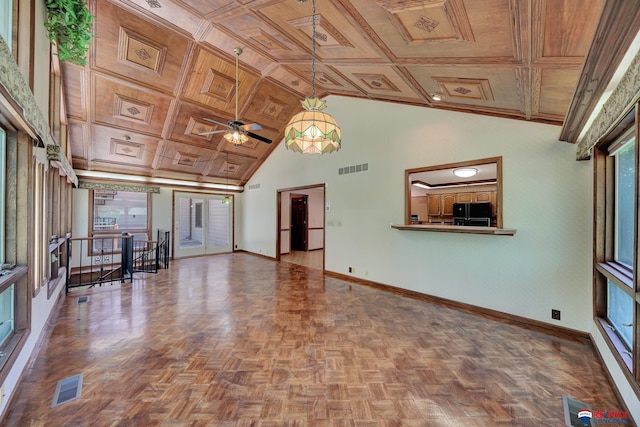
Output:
(453, 167), (478, 178)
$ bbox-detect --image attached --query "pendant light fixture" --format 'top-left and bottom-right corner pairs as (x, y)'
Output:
(222, 152), (231, 204)
(284, 0), (341, 154)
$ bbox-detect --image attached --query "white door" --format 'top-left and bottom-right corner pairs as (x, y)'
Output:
(174, 192), (232, 258)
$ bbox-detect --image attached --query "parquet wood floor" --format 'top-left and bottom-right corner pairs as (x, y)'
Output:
(281, 250), (323, 270)
(3, 253), (627, 426)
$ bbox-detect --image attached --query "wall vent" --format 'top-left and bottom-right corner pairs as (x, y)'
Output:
(338, 163), (368, 175)
(51, 373), (83, 407)
(562, 395), (592, 426)
(247, 183), (261, 190)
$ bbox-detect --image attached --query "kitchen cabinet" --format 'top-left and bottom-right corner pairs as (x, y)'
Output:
(424, 190), (496, 224)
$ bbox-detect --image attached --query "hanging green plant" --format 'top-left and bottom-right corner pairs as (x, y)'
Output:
(44, 0), (95, 66)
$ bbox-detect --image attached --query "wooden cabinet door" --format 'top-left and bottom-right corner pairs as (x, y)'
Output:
(475, 192), (492, 203)
(427, 194), (441, 216)
(456, 193), (473, 203)
(442, 194), (456, 215)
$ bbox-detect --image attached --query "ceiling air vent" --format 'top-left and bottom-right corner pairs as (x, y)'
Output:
(339, 163), (368, 175)
(51, 373), (83, 408)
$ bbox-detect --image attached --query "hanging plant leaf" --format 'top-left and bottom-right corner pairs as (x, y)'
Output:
(44, 0), (95, 66)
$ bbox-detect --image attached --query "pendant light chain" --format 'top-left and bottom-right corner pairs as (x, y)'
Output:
(311, 0), (316, 99)
(235, 50), (239, 121)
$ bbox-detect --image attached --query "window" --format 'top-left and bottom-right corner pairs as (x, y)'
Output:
(594, 110), (637, 374)
(90, 189), (150, 253)
(194, 202), (203, 229)
(405, 157), (503, 228)
(0, 127), (4, 263)
(0, 284), (13, 347)
(0, 0), (12, 52)
(0, 124), (30, 385)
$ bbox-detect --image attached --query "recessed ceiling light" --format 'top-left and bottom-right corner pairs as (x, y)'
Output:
(453, 167), (478, 178)
(431, 93), (444, 102)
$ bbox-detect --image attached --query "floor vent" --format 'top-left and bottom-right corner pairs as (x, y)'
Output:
(77, 296), (89, 304)
(562, 395), (592, 426)
(51, 374), (83, 408)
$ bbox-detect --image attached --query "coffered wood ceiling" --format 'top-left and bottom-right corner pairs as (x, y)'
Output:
(61, 0), (636, 188)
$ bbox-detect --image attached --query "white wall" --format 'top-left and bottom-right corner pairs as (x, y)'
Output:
(0, 275), (65, 416)
(239, 95), (593, 333)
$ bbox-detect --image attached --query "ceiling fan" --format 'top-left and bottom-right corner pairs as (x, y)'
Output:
(199, 47), (272, 145)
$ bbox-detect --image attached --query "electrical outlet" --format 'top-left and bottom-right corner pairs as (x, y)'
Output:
(348, 267), (353, 273)
(552, 309), (561, 320)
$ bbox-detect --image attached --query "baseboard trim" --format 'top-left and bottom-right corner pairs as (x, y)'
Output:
(324, 270), (590, 345)
(236, 249), (275, 261)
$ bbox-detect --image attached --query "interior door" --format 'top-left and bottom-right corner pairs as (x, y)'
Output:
(291, 195), (308, 251)
(174, 192), (232, 258)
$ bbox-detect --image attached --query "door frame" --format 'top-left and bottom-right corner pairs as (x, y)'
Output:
(276, 184), (325, 270)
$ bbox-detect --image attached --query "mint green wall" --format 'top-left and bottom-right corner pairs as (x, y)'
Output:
(237, 95), (593, 332)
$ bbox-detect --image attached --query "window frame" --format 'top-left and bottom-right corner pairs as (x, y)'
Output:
(593, 105), (640, 385)
(88, 189), (151, 255)
(0, 125), (31, 387)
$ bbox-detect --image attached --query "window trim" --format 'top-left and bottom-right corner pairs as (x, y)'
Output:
(593, 104), (640, 389)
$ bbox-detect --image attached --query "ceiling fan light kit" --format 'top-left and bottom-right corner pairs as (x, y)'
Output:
(284, 0), (341, 154)
(199, 47), (272, 146)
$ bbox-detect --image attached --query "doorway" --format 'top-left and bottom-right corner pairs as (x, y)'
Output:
(290, 194), (308, 251)
(277, 185), (325, 271)
(173, 191), (233, 259)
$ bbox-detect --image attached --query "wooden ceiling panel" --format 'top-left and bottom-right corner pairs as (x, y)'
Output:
(172, 0), (241, 19)
(537, 68), (582, 117)
(89, 124), (159, 168)
(92, 74), (174, 137)
(348, 0), (515, 60)
(242, 80), (307, 131)
(212, 10), (307, 61)
(168, 102), (232, 147)
(181, 46), (260, 113)
(253, 0), (384, 61)
(153, 139), (218, 176)
(215, 151), (259, 183)
(68, 121), (89, 162)
(406, 66), (522, 111)
(61, 64), (87, 121)
(114, 0), (203, 38)
(540, 0), (604, 59)
(332, 65), (425, 102)
(92, 0), (191, 95)
(60, 0), (623, 188)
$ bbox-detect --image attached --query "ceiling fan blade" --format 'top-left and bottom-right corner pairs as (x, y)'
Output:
(203, 118), (231, 128)
(241, 123), (262, 131)
(246, 131), (272, 144)
(198, 129), (228, 136)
